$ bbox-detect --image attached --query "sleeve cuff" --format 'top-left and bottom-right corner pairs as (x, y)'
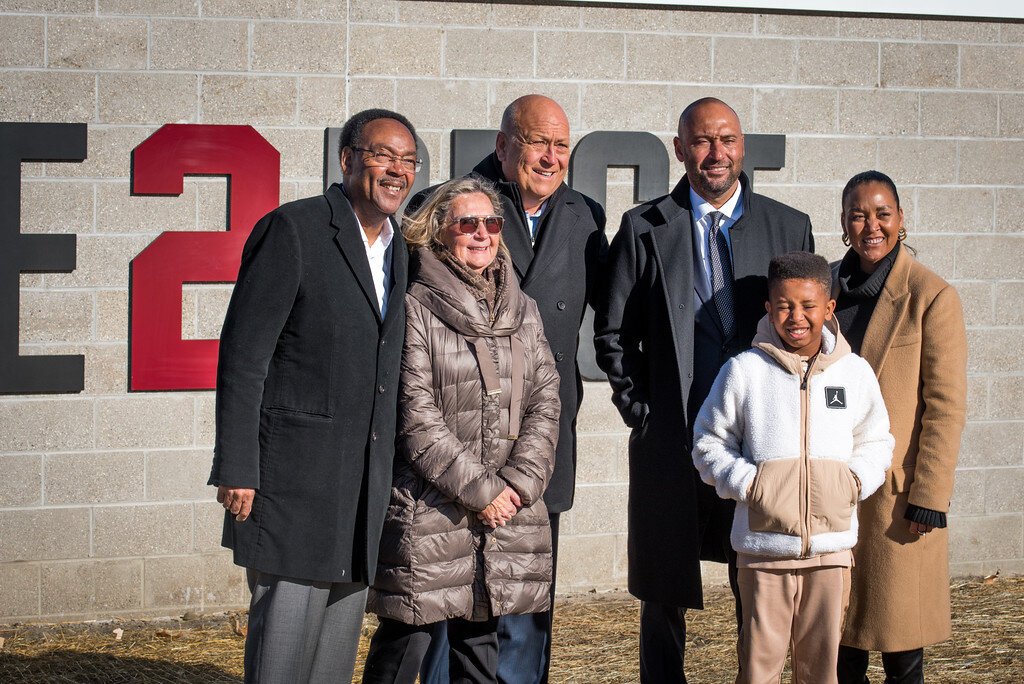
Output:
(904, 504), (947, 528)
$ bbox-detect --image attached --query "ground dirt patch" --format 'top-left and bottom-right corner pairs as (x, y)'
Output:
(1, 576), (1020, 682)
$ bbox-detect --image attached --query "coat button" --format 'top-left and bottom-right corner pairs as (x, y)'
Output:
(371, 431), (378, 441)
(380, 339), (386, 346)
(678, 304), (684, 310)
(556, 301), (566, 310)
(555, 352), (565, 362)
(378, 384), (386, 394)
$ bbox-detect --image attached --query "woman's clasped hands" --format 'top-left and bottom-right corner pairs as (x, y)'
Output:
(478, 485), (522, 528)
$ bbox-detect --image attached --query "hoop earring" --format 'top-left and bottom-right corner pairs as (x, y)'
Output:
(842, 233), (850, 246)
(898, 227), (907, 241)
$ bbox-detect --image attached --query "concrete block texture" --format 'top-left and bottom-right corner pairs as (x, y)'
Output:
(201, 76), (299, 125)
(993, 282), (1024, 326)
(537, 31), (624, 81)
(0, 72), (96, 123)
(45, 451), (145, 505)
(797, 40), (878, 87)
(203, 0), (299, 20)
(880, 42), (958, 89)
(0, 564), (40, 620)
(396, 79), (489, 129)
(348, 25), (442, 77)
(95, 395), (195, 450)
(98, 0), (200, 16)
(915, 187), (995, 234)
(0, 399), (95, 453)
(967, 329), (1024, 374)
(714, 38), (797, 85)
(949, 514), (1023, 564)
(41, 559), (143, 616)
(0, 15), (45, 68)
(921, 92), (999, 137)
(146, 449), (215, 501)
(625, 33), (712, 83)
(960, 140), (1024, 186)
(445, 28), (535, 79)
(958, 421), (1023, 467)
(19, 290), (93, 344)
(0, 508), (91, 562)
(151, 19), (249, 71)
(98, 73), (199, 125)
(838, 88), (919, 136)
(252, 21), (345, 74)
(48, 17), (148, 70)
(92, 503), (193, 557)
(144, 555), (204, 608)
(757, 88), (835, 133)
(0, 454), (42, 507)
(961, 45), (1024, 90)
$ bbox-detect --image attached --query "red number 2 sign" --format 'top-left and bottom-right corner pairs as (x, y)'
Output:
(130, 125), (280, 391)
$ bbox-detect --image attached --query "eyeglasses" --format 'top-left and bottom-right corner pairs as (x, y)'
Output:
(350, 147), (422, 172)
(448, 215), (504, 234)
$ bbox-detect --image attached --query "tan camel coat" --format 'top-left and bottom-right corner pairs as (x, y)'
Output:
(840, 246), (967, 652)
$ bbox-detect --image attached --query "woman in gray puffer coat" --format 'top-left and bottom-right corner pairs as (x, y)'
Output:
(362, 177), (560, 684)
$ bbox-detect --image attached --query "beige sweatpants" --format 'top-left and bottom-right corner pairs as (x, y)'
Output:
(736, 564), (851, 684)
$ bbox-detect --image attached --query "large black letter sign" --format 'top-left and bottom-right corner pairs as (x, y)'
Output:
(0, 122), (86, 394)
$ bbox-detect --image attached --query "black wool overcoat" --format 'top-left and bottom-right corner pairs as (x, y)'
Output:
(595, 173), (813, 608)
(210, 183), (407, 583)
(407, 153), (607, 513)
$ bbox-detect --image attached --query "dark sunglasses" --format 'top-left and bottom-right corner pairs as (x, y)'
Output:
(449, 215), (504, 234)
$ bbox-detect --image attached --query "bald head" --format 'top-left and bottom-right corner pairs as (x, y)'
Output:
(674, 97), (745, 208)
(496, 95), (571, 213)
(500, 94), (569, 138)
(677, 97), (741, 137)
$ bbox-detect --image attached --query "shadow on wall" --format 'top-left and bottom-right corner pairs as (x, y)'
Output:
(0, 651), (240, 683)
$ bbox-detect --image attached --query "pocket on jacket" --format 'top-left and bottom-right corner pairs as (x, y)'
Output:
(747, 459), (801, 536)
(891, 464), (915, 494)
(808, 459), (859, 535)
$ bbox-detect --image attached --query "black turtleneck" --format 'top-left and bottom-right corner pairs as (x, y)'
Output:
(834, 242), (900, 355)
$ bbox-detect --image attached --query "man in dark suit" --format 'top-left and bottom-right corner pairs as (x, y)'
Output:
(595, 97), (813, 683)
(209, 109), (418, 683)
(411, 95), (607, 684)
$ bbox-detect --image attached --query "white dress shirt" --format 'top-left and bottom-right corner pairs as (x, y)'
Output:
(690, 184), (744, 292)
(357, 217), (394, 318)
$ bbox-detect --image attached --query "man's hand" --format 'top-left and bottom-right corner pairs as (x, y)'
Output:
(477, 486), (522, 528)
(217, 486), (255, 522)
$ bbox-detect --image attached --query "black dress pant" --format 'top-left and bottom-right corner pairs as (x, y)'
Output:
(363, 615), (500, 684)
(639, 498), (741, 684)
(837, 645), (925, 684)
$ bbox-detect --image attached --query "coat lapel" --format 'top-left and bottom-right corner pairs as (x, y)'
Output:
(326, 184), (383, 323)
(650, 183), (694, 367)
(381, 226), (408, 334)
(524, 189), (577, 286)
(860, 246), (912, 375)
(500, 196), (534, 280)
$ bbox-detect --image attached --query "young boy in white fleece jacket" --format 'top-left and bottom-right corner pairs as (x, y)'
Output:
(692, 251), (894, 684)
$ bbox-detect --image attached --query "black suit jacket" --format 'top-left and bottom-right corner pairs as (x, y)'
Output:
(407, 154), (607, 513)
(211, 183), (407, 583)
(594, 172), (812, 608)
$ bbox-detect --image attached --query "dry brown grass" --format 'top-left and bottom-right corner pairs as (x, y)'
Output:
(1, 577), (1020, 683)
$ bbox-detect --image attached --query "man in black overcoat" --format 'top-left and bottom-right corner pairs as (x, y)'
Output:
(595, 98), (814, 682)
(209, 109), (419, 683)
(410, 95), (607, 684)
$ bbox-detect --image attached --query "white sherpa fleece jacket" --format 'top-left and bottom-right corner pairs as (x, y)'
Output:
(692, 316), (894, 559)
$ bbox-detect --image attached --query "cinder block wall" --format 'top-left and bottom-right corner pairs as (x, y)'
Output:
(1, 1), (1021, 622)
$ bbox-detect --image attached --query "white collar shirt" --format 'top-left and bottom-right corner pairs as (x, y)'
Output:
(525, 199), (548, 245)
(690, 184), (744, 289)
(357, 215), (394, 318)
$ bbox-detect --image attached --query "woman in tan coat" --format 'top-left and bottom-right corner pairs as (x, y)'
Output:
(362, 177), (560, 684)
(833, 171), (967, 683)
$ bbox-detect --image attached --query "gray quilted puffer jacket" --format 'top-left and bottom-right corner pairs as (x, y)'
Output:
(367, 247), (560, 625)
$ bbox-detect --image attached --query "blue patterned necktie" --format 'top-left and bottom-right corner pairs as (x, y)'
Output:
(708, 211), (735, 337)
